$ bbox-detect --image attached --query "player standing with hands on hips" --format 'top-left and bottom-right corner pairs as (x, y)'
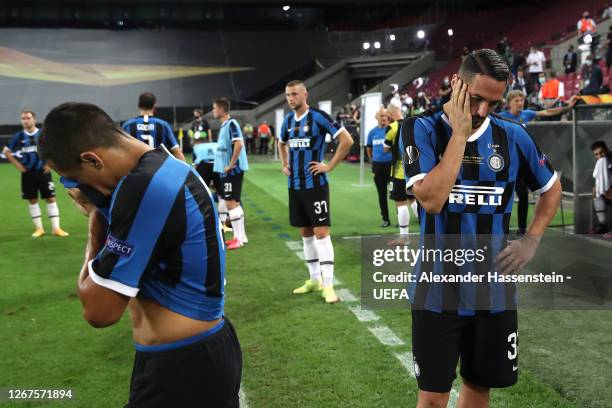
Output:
(279, 80), (354, 304)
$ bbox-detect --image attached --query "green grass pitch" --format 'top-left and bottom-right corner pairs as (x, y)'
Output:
(0, 157), (610, 407)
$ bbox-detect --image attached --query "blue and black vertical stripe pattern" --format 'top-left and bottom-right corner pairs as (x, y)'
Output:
(279, 108), (343, 190)
(6, 130), (45, 171)
(89, 146), (225, 321)
(121, 115), (179, 150)
(399, 110), (557, 315)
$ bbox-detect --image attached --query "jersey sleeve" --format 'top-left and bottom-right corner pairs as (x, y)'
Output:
(400, 117), (437, 188)
(315, 110), (344, 139)
(279, 116), (289, 144)
(523, 110), (537, 122)
(5, 133), (20, 151)
(162, 122), (179, 150)
(229, 121), (243, 142)
(87, 174), (181, 297)
(366, 129), (374, 147)
(515, 126), (557, 194)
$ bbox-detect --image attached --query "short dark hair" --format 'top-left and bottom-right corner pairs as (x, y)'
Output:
(39, 102), (123, 171)
(21, 109), (35, 118)
(458, 48), (511, 83)
(213, 97), (230, 113)
(193, 108), (203, 116)
(591, 140), (608, 151)
(138, 92), (156, 110)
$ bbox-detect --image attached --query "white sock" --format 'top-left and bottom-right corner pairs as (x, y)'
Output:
(397, 205), (409, 235)
(228, 206), (244, 242)
(28, 203), (43, 230)
(410, 201), (419, 219)
(47, 202), (60, 230)
(218, 199), (228, 224)
(239, 205), (247, 242)
(302, 236), (321, 282)
(315, 236), (334, 288)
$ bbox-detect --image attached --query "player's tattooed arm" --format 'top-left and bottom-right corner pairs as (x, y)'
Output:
(77, 210), (129, 328)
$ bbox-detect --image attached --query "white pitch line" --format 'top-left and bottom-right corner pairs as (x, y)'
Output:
(239, 387), (249, 408)
(348, 305), (380, 322)
(286, 241), (302, 251)
(333, 276), (343, 285)
(336, 288), (358, 302)
(368, 326), (405, 346)
(294, 251), (305, 260)
(395, 352), (459, 408)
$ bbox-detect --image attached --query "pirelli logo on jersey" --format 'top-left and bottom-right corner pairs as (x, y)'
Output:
(289, 138), (311, 148)
(137, 123), (155, 131)
(21, 146), (38, 153)
(448, 185), (504, 206)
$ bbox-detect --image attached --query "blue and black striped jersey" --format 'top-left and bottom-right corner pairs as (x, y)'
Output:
(6, 129), (45, 171)
(121, 115), (179, 151)
(279, 108), (344, 190)
(400, 110), (557, 315)
(88, 146), (225, 321)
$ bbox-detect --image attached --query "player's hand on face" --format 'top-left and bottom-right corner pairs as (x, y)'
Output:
(443, 78), (472, 141)
(308, 161), (329, 175)
(495, 234), (541, 275)
(67, 188), (96, 217)
(281, 165), (291, 176)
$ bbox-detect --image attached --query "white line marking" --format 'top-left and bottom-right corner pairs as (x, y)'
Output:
(294, 251), (305, 260)
(448, 388), (459, 408)
(239, 386), (249, 408)
(333, 276), (342, 285)
(368, 326), (405, 346)
(348, 306), (380, 322)
(286, 241), (302, 251)
(395, 352), (415, 377)
(395, 352), (460, 407)
(336, 288), (358, 302)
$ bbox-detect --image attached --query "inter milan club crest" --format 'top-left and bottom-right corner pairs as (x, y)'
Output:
(487, 153), (504, 172)
(302, 125), (309, 133)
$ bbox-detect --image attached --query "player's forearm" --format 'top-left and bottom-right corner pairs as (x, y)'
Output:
(366, 147), (373, 162)
(279, 143), (289, 167)
(172, 148), (185, 162)
(3, 150), (25, 172)
(413, 135), (467, 214)
(527, 178), (561, 238)
(229, 141), (243, 167)
(326, 132), (354, 171)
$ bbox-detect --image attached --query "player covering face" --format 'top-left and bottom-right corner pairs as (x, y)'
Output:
(38, 102), (241, 407)
(401, 49), (561, 408)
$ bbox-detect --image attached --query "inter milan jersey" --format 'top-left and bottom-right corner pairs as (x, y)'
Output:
(6, 129), (45, 171)
(88, 146), (225, 321)
(121, 115), (179, 150)
(279, 108), (344, 190)
(400, 110), (557, 315)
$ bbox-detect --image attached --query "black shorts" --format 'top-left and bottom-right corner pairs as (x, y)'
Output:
(389, 177), (414, 201)
(411, 309), (518, 392)
(196, 162), (217, 189)
(125, 318), (242, 408)
(289, 185), (331, 228)
(21, 170), (55, 200)
(217, 172), (243, 201)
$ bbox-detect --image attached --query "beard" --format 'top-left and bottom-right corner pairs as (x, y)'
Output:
(472, 116), (486, 129)
(291, 102), (303, 111)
